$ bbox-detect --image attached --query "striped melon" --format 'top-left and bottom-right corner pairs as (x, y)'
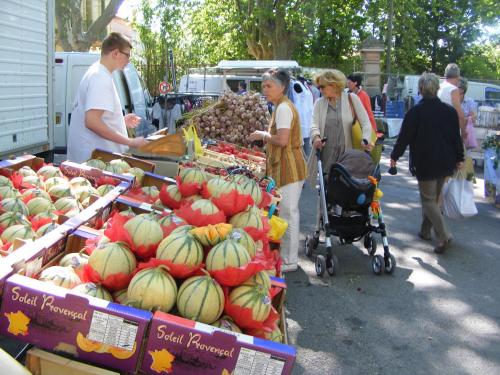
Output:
(36, 221), (59, 237)
(113, 289), (128, 304)
(190, 199), (220, 215)
(229, 174), (251, 185)
(0, 186), (19, 200)
(72, 283), (112, 301)
(18, 166), (37, 178)
(228, 228), (257, 258)
(39, 266), (81, 289)
(156, 233), (203, 268)
(229, 206), (263, 230)
(59, 251), (89, 272)
(0, 211), (30, 229)
(27, 197), (55, 216)
(0, 175), (13, 187)
(205, 177), (235, 198)
(153, 199), (167, 210)
(124, 167), (145, 185)
(141, 186), (159, 199)
(108, 159), (131, 173)
(169, 225), (194, 237)
(177, 273), (224, 324)
(123, 213), (164, 249)
(37, 165), (63, 179)
(88, 242), (137, 280)
(44, 177), (69, 191)
(48, 185), (73, 200)
(22, 175), (45, 189)
(126, 266), (177, 312)
(212, 315), (242, 333)
(158, 213), (186, 228)
(69, 177), (92, 188)
(22, 188), (51, 201)
(105, 164), (123, 174)
(164, 184), (182, 204)
(54, 197), (81, 214)
(1, 197), (29, 216)
(206, 240), (251, 271)
(1, 224), (36, 243)
(242, 271), (271, 291)
(33, 211), (58, 221)
(240, 179), (263, 206)
(97, 184), (115, 196)
(85, 159), (107, 170)
(118, 207), (136, 218)
(179, 168), (206, 185)
(73, 185), (99, 203)
(229, 285), (272, 322)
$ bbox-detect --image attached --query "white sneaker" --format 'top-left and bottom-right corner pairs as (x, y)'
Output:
(281, 263), (298, 273)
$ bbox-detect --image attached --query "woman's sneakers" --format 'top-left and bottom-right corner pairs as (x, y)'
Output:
(281, 263), (298, 273)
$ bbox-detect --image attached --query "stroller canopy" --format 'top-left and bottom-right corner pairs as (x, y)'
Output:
(335, 150), (375, 180)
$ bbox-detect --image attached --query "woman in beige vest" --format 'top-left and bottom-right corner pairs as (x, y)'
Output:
(249, 69), (307, 273)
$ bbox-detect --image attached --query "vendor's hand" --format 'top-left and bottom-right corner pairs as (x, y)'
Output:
(390, 159), (397, 168)
(313, 136), (324, 150)
(128, 136), (149, 148)
(125, 114), (141, 129)
(361, 141), (373, 152)
(456, 161), (464, 170)
(249, 130), (270, 142)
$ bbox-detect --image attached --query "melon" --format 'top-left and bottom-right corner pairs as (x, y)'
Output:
(39, 266), (81, 289)
(229, 285), (272, 322)
(240, 179), (263, 206)
(33, 211), (58, 221)
(185, 194), (203, 203)
(1, 224), (35, 243)
(229, 174), (250, 185)
(141, 186), (159, 199)
(164, 184), (182, 204)
(0, 211), (30, 229)
(85, 159), (107, 170)
(44, 177), (69, 191)
(169, 225), (194, 236)
(69, 177), (92, 188)
(123, 213), (164, 249)
(158, 214), (186, 228)
(73, 185), (99, 203)
(18, 166), (37, 178)
(22, 188), (51, 201)
(124, 167), (145, 185)
(88, 242), (137, 280)
(190, 199), (220, 215)
(126, 266), (177, 312)
(36, 221), (59, 237)
(1, 197), (29, 216)
(37, 165), (63, 179)
(205, 177), (235, 198)
(105, 164), (123, 174)
(0, 175), (13, 187)
(229, 206), (263, 230)
(97, 184), (115, 196)
(242, 271), (271, 291)
(59, 251), (89, 272)
(54, 197), (81, 214)
(48, 185), (73, 200)
(118, 207), (136, 218)
(156, 233), (203, 268)
(108, 159), (131, 173)
(0, 185), (19, 200)
(113, 289), (128, 304)
(22, 175), (45, 189)
(212, 315), (242, 333)
(177, 273), (224, 324)
(72, 283), (112, 301)
(228, 228), (257, 258)
(179, 168), (206, 185)
(206, 240), (251, 271)
(27, 197), (55, 216)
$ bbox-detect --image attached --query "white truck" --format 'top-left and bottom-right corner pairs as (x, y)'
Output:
(0, 0), (54, 159)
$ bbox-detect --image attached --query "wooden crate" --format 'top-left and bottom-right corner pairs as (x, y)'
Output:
(25, 348), (119, 375)
(90, 149), (156, 173)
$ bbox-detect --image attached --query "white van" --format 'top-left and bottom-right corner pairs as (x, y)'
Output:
(54, 52), (153, 153)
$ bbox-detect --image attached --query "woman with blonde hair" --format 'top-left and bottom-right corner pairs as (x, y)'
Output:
(307, 69), (372, 184)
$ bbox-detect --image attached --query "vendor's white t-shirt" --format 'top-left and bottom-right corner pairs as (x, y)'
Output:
(275, 103), (293, 129)
(67, 62), (128, 163)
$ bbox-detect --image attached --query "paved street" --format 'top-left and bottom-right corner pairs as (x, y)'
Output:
(287, 142), (500, 375)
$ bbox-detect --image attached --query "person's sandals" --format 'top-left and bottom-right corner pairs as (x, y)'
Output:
(434, 238), (453, 254)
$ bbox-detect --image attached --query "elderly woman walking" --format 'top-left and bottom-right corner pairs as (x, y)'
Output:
(249, 69), (307, 273)
(390, 73), (464, 254)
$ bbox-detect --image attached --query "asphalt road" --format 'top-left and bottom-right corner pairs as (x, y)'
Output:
(287, 143), (500, 375)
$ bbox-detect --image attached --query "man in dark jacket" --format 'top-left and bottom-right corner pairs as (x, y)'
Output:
(390, 73), (464, 254)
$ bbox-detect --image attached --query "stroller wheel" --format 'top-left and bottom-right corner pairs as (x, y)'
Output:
(326, 254), (339, 276)
(369, 237), (377, 256)
(372, 255), (385, 275)
(315, 255), (327, 277)
(305, 236), (313, 257)
(384, 254), (396, 274)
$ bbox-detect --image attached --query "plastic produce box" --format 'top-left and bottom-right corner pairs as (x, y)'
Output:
(0, 230), (152, 373)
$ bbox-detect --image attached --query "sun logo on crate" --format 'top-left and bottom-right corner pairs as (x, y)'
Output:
(4, 310), (30, 336)
(149, 349), (176, 373)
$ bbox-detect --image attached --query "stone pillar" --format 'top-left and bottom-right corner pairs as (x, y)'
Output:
(360, 36), (385, 97)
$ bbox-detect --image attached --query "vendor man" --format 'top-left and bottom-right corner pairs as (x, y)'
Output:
(68, 32), (148, 163)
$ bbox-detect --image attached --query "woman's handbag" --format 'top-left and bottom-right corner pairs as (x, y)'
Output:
(348, 94), (382, 164)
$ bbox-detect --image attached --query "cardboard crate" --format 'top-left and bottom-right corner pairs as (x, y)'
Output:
(0, 230), (152, 373)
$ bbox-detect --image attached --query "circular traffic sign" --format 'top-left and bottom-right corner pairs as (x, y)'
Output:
(159, 81), (172, 94)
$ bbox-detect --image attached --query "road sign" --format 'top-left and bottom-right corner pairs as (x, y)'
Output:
(159, 81), (172, 94)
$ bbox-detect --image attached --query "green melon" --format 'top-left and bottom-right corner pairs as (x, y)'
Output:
(205, 177), (235, 198)
(190, 199), (220, 215)
(228, 228), (257, 258)
(1, 197), (29, 216)
(212, 315), (242, 333)
(97, 184), (115, 196)
(54, 197), (81, 214)
(0, 211), (30, 229)
(179, 168), (206, 185)
(118, 207), (136, 218)
(22, 175), (45, 189)
(0, 185), (19, 200)
(33, 211), (58, 221)
(88, 242), (137, 280)
(169, 225), (194, 237)
(27, 197), (55, 216)
(69, 177), (92, 188)
(177, 273), (224, 324)
(229, 174), (251, 185)
(37, 165), (64, 179)
(242, 271), (271, 291)
(164, 184), (182, 204)
(141, 186), (159, 199)
(158, 214), (186, 228)
(124, 167), (145, 185)
(156, 233), (203, 268)
(39, 266), (81, 289)
(48, 185), (73, 200)
(73, 185), (99, 203)
(123, 213), (164, 249)
(229, 285), (272, 322)
(108, 159), (131, 173)
(22, 188), (51, 201)
(229, 206), (263, 230)
(17, 166), (37, 178)
(59, 251), (89, 272)
(206, 239), (251, 271)
(44, 177), (69, 191)
(85, 159), (107, 170)
(72, 283), (112, 301)
(113, 289), (128, 304)
(126, 266), (177, 312)
(36, 221), (59, 237)
(240, 179), (263, 206)
(0, 176), (13, 187)
(1, 224), (35, 243)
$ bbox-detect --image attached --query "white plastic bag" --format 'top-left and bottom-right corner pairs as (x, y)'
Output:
(442, 171), (478, 219)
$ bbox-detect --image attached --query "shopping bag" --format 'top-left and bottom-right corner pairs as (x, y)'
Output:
(182, 124), (203, 156)
(349, 95), (381, 164)
(442, 171), (478, 219)
(464, 117), (478, 149)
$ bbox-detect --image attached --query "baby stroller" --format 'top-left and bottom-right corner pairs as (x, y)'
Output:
(305, 148), (396, 276)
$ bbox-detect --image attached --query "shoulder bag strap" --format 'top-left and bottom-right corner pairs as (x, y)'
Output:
(347, 93), (358, 125)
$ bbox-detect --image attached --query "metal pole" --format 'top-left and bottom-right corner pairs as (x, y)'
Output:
(386, 0), (393, 77)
